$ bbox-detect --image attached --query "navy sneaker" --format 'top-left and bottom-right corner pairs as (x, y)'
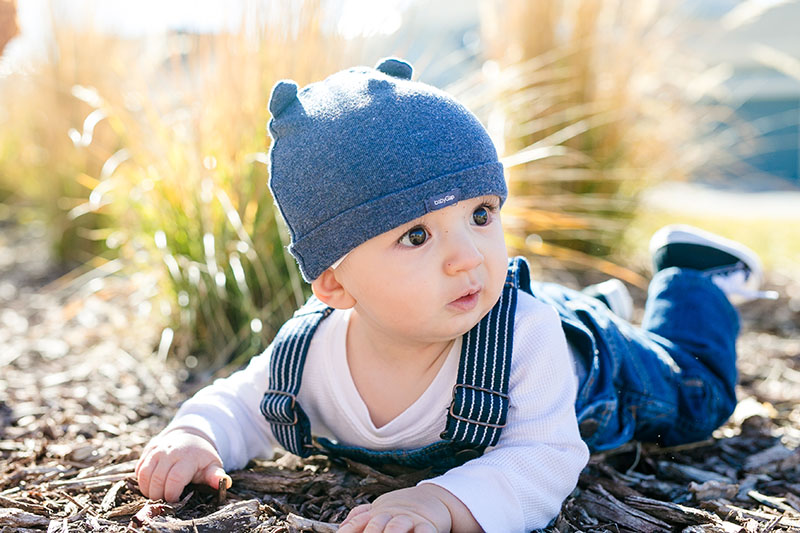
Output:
(582, 278), (634, 321)
(649, 224), (777, 303)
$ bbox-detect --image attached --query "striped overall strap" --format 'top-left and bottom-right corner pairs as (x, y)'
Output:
(260, 296), (332, 457)
(440, 256), (528, 448)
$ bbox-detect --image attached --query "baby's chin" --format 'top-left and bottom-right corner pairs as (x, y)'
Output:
(451, 299), (502, 337)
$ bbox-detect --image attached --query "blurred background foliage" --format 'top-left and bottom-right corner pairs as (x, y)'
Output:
(0, 0), (358, 372)
(0, 0), (796, 373)
(470, 0), (729, 286)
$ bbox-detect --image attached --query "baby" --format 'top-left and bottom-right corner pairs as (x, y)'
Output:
(136, 57), (770, 532)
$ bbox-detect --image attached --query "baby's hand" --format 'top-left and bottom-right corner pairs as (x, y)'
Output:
(338, 484), (480, 532)
(135, 428), (231, 502)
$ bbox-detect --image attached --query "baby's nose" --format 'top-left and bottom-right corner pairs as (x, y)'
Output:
(443, 231), (484, 275)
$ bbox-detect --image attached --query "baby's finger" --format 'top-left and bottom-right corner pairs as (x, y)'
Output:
(146, 457), (173, 502)
(163, 459), (196, 503)
(337, 508), (374, 532)
(413, 523), (437, 533)
(197, 463), (231, 491)
(362, 513), (392, 533)
(383, 515), (414, 533)
(136, 453), (159, 498)
(343, 504), (372, 522)
(135, 442), (157, 478)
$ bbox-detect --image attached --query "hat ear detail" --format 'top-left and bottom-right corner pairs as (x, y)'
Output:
(269, 80), (299, 117)
(375, 57), (413, 80)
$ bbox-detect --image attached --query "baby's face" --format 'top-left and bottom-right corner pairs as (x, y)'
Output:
(333, 195), (508, 344)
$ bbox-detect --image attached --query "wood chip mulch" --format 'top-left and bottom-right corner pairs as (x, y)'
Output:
(2, 220), (799, 532)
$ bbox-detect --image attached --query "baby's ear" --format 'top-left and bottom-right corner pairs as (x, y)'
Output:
(311, 268), (356, 309)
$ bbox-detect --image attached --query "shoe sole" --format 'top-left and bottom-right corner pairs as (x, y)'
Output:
(593, 278), (633, 321)
(648, 224), (764, 288)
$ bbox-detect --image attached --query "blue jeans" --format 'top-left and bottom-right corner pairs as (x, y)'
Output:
(529, 267), (740, 451)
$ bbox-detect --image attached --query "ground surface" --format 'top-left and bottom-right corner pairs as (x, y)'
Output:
(2, 217), (800, 532)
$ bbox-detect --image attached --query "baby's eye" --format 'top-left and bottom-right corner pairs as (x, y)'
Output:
(472, 206), (490, 226)
(399, 226), (429, 247)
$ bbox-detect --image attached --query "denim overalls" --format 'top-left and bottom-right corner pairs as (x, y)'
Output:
(260, 257), (739, 470)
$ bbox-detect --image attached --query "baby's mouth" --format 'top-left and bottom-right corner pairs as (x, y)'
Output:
(449, 288), (481, 311)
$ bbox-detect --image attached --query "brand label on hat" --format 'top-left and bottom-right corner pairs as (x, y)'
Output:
(425, 188), (461, 212)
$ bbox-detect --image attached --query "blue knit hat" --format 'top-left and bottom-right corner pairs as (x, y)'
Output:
(267, 57), (507, 282)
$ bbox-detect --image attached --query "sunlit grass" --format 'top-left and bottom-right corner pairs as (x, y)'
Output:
(0, 0), (359, 371)
(0, 22), (127, 264)
(467, 0), (735, 278)
(99, 2), (358, 371)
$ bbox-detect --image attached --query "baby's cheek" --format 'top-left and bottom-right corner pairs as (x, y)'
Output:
(489, 247), (509, 290)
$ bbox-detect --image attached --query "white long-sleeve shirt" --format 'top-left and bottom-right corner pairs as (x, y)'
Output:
(162, 291), (589, 532)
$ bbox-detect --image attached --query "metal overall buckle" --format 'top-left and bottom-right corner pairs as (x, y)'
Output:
(264, 389), (298, 426)
(448, 384), (508, 429)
